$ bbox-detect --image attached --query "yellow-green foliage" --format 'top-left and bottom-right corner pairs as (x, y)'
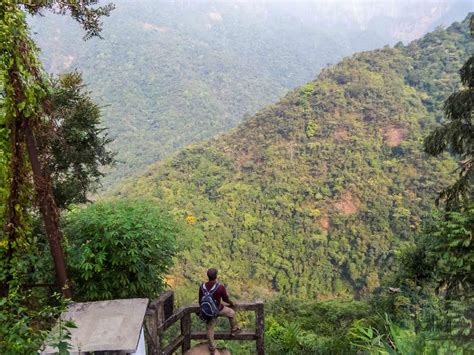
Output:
(113, 18), (473, 301)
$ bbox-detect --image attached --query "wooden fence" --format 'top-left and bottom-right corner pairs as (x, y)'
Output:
(145, 291), (264, 355)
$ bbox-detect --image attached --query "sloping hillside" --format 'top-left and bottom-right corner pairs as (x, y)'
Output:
(114, 16), (473, 301)
(30, 0), (472, 187)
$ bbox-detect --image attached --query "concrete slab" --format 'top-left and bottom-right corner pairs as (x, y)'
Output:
(41, 298), (149, 354)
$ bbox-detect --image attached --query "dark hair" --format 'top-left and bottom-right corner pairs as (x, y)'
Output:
(207, 268), (218, 280)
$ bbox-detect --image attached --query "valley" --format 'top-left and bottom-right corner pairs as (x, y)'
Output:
(29, 0), (472, 187)
(113, 16), (473, 303)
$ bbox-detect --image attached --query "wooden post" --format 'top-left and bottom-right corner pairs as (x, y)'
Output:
(163, 292), (174, 320)
(255, 302), (265, 355)
(155, 291), (174, 324)
(145, 292), (175, 354)
(181, 312), (192, 353)
(144, 308), (159, 355)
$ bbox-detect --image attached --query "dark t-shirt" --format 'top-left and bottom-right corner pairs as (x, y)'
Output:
(198, 280), (230, 310)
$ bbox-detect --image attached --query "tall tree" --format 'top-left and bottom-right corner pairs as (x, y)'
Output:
(424, 17), (473, 209)
(421, 15), (473, 346)
(0, 0), (113, 297)
(38, 72), (115, 209)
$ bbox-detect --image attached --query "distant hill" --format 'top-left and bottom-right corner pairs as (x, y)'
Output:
(113, 16), (473, 301)
(29, 0), (472, 187)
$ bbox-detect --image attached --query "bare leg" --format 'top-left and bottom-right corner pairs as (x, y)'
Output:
(219, 306), (240, 332)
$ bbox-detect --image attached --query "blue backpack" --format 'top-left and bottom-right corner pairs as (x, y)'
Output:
(199, 282), (220, 321)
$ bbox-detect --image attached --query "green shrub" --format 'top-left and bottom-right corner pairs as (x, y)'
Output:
(266, 318), (321, 354)
(265, 296), (374, 353)
(0, 287), (66, 355)
(64, 199), (183, 301)
(349, 314), (466, 354)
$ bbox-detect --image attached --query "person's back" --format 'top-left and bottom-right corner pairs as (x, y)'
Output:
(198, 268), (241, 354)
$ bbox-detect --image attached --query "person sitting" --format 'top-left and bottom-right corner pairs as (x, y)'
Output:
(198, 268), (241, 354)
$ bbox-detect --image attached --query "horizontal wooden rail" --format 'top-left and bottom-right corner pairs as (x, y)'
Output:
(158, 307), (187, 333)
(162, 335), (185, 354)
(191, 330), (258, 341)
(184, 302), (263, 312)
(158, 303), (263, 333)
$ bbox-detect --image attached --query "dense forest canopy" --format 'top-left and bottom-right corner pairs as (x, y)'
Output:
(29, 0), (473, 187)
(114, 15), (473, 303)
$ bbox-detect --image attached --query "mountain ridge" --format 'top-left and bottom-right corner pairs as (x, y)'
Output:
(113, 16), (473, 302)
(30, 1), (473, 187)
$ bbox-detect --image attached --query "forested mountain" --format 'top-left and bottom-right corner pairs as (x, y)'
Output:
(29, 0), (472, 186)
(114, 16), (473, 302)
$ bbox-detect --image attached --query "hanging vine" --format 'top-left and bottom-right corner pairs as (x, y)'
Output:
(1, 0), (42, 286)
(0, 0), (70, 296)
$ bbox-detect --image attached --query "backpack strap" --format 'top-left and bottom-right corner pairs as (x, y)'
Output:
(201, 282), (209, 295)
(208, 282), (220, 296)
(201, 282), (220, 295)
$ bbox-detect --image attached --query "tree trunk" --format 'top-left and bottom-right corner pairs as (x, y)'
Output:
(24, 120), (72, 299)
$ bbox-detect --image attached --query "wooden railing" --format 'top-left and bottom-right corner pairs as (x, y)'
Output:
(145, 291), (264, 355)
